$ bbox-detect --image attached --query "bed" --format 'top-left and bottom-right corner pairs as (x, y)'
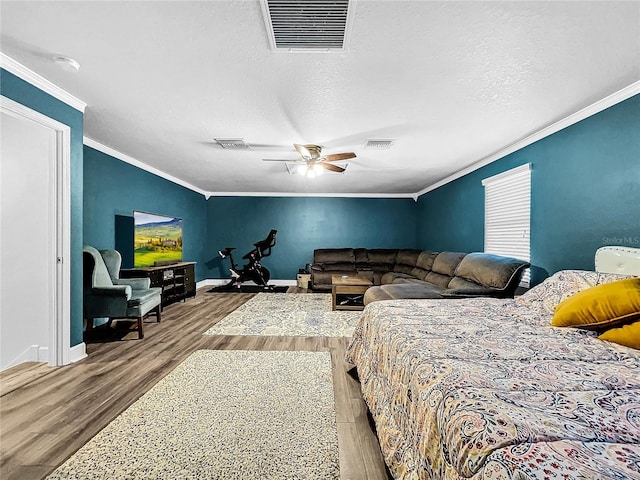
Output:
(345, 247), (640, 479)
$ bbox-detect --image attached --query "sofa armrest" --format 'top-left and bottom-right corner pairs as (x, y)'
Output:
(115, 278), (151, 290)
(310, 263), (324, 271)
(91, 285), (132, 300)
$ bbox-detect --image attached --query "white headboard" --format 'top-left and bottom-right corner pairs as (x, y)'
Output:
(595, 246), (640, 275)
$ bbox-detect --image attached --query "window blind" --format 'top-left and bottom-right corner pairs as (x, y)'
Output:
(482, 163), (531, 286)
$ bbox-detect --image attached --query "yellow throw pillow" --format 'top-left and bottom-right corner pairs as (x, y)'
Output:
(599, 321), (640, 349)
(552, 277), (640, 329)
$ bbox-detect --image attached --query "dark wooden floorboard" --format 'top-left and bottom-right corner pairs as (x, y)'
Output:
(0, 288), (390, 480)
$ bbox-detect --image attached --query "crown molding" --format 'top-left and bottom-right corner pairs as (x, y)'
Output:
(83, 137), (418, 200)
(414, 80), (640, 198)
(0, 53), (87, 112)
(83, 137), (209, 197)
(204, 191), (416, 200)
(481, 162), (531, 186)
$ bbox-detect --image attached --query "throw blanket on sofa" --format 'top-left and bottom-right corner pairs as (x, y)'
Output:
(345, 286), (640, 479)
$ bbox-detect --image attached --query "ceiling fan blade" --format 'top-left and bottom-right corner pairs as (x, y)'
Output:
(320, 162), (346, 173)
(294, 144), (312, 158)
(323, 152), (356, 162)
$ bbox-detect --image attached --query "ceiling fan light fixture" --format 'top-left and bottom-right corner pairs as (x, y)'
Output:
(295, 163), (324, 178)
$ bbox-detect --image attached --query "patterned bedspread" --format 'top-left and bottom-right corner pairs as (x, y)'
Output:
(345, 297), (640, 479)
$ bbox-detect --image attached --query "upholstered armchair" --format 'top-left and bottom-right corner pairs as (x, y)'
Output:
(83, 245), (161, 339)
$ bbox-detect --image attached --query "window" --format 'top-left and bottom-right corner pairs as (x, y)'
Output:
(482, 163), (531, 286)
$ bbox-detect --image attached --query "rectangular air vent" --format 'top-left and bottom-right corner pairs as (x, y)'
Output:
(214, 138), (250, 149)
(365, 139), (394, 150)
(260, 0), (355, 51)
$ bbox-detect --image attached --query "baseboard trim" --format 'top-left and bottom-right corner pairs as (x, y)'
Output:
(3, 345), (46, 371)
(197, 279), (296, 289)
(65, 342), (87, 365)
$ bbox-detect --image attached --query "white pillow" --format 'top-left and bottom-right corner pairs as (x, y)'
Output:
(515, 270), (633, 314)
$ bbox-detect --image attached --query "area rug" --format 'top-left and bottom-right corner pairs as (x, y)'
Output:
(47, 350), (340, 479)
(204, 292), (361, 337)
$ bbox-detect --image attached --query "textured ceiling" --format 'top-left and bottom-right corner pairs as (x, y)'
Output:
(1, 1), (638, 196)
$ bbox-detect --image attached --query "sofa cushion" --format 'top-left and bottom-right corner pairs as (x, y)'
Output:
(322, 262), (358, 272)
(395, 264), (415, 275)
(410, 267), (429, 281)
(368, 263), (396, 274)
(448, 277), (491, 291)
(393, 249), (421, 276)
(416, 251), (439, 272)
(357, 270), (375, 283)
(314, 248), (355, 263)
(312, 270), (358, 288)
(442, 285), (503, 298)
(452, 252), (530, 290)
(367, 249), (398, 264)
(381, 272), (414, 284)
(432, 252), (467, 276)
(354, 248), (369, 266)
(395, 249), (422, 266)
(392, 277), (432, 285)
(371, 271), (388, 285)
(424, 271), (454, 288)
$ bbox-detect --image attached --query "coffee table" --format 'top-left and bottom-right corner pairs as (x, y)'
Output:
(331, 275), (373, 311)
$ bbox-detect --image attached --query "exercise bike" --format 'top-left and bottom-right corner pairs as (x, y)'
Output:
(217, 229), (277, 290)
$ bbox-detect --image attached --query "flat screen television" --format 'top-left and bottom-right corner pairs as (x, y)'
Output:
(133, 211), (183, 268)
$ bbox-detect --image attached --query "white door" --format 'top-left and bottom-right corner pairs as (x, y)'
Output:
(1, 101), (61, 370)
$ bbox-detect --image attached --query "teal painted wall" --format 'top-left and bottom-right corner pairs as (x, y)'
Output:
(205, 197), (418, 279)
(417, 94), (640, 284)
(83, 146), (209, 280)
(1, 69), (85, 347)
(7, 66), (636, 347)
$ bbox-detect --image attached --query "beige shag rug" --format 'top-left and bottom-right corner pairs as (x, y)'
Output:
(47, 350), (340, 479)
(204, 293), (361, 337)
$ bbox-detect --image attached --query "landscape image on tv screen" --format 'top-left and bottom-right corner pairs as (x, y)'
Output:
(133, 211), (183, 268)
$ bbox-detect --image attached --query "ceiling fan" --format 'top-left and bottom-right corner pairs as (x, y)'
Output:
(263, 144), (356, 177)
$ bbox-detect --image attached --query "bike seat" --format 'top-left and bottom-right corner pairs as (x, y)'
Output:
(218, 247), (236, 259)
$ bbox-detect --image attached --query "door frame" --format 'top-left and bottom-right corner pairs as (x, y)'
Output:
(1, 95), (72, 366)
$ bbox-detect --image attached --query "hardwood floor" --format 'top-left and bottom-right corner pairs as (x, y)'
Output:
(0, 288), (391, 480)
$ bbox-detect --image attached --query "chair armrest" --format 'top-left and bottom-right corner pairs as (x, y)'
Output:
(115, 278), (151, 290)
(91, 285), (132, 300)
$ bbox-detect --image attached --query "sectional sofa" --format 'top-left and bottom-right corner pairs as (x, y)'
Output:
(310, 248), (530, 303)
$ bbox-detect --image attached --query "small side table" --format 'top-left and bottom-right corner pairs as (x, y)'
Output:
(331, 275), (373, 311)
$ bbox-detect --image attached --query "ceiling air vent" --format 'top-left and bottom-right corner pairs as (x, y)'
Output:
(260, 0), (355, 51)
(365, 139), (394, 150)
(214, 138), (250, 149)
